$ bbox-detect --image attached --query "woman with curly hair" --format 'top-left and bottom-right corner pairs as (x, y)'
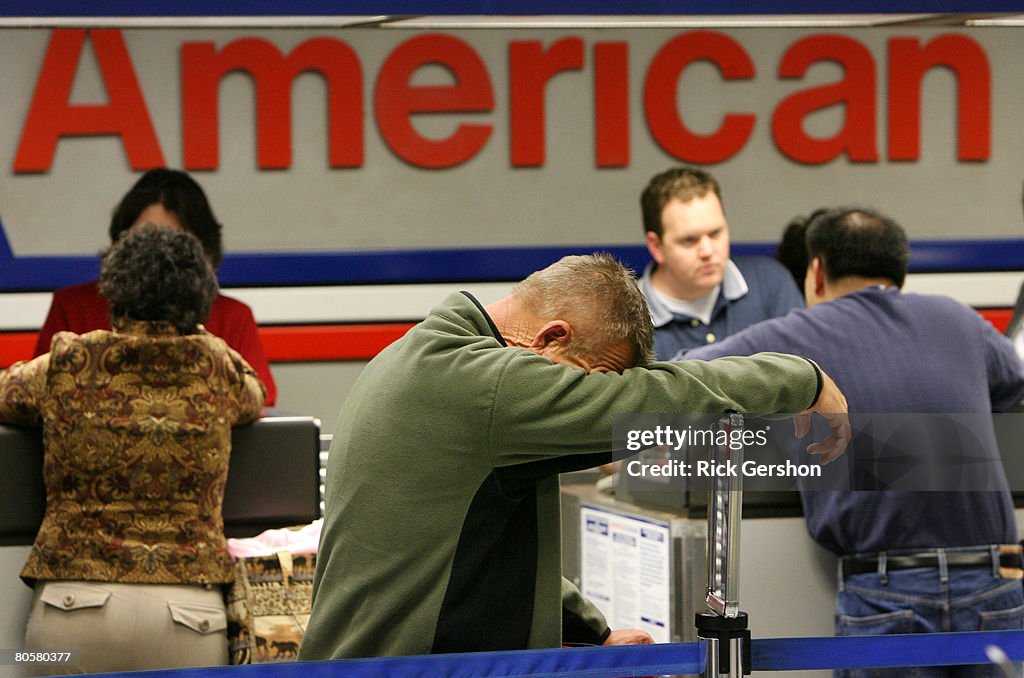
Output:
(0, 224), (266, 674)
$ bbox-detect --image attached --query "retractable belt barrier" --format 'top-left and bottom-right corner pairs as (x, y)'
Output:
(70, 630), (1023, 678)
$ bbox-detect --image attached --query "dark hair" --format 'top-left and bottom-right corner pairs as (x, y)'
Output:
(640, 166), (722, 237)
(775, 208), (829, 290)
(108, 169), (224, 268)
(805, 207), (909, 288)
(100, 224), (219, 334)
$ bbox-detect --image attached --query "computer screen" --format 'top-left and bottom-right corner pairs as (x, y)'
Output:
(0, 412), (321, 545)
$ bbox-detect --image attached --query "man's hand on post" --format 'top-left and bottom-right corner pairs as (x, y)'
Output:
(793, 368), (851, 465)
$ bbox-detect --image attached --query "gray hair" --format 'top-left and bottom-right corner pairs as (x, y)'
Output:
(513, 253), (655, 367)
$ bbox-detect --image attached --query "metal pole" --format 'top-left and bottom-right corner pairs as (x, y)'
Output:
(697, 413), (750, 678)
(705, 412), (744, 618)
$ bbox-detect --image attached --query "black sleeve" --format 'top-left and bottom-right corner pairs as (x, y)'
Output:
(562, 609), (611, 647)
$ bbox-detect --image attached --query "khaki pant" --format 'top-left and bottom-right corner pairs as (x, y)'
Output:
(24, 581), (228, 675)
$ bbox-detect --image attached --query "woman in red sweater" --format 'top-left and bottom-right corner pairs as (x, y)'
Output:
(34, 168), (277, 405)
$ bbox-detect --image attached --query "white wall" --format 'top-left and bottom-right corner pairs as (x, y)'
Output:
(273, 361), (367, 429)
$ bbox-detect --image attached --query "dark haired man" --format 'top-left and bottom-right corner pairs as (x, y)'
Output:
(683, 208), (1024, 677)
(639, 166), (804, 359)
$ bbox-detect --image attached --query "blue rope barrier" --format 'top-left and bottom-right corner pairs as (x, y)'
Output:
(78, 630), (1023, 677)
(753, 630), (1024, 672)
(79, 643), (706, 678)
(295, 643), (705, 678)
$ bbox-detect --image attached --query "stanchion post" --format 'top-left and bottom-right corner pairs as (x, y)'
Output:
(696, 610), (751, 678)
(696, 412), (751, 677)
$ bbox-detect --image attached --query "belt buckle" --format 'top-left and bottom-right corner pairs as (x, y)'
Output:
(999, 544), (1024, 579)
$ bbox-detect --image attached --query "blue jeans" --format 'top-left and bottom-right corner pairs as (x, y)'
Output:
(835, 551), (1023, 678)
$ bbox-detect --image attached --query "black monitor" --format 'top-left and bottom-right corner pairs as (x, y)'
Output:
(0, 422), (46, 546)
(223, 413), (322, 536)
(0, 411), (321, 546)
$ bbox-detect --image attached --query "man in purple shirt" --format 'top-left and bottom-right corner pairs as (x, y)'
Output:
(683, 207), (1024, 678)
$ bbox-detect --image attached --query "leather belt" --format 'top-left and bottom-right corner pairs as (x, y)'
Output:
(842, 545), (1024, 578)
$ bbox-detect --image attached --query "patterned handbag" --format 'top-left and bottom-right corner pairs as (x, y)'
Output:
(225, 551), (315, 664)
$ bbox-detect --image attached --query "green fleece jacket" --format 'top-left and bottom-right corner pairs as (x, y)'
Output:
(299, 292), (820, 660)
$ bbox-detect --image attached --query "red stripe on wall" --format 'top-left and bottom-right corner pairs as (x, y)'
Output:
(981, 308), (1012, 333)
(257, 324), (416, 362)
(0, 311), (1014, 369)
(0, 332), (37, 368)
(0, 323), (417, 368)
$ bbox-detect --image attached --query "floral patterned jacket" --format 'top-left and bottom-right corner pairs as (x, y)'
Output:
(0, 321), (266, 585)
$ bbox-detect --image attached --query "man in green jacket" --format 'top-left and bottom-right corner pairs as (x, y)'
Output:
(300, 253), (849, 660)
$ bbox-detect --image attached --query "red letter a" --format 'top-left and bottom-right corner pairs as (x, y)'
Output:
(14, 29), (164, 173)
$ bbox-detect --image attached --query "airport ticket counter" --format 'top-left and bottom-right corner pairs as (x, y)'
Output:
(561, 413), (1024, 654)
(560, 473), (839, 649)
(0, 412), (322, 668)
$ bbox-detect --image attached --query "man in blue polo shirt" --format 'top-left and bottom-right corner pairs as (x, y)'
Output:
(639, 166), (804, 360)
(684, 207), (1024, 678)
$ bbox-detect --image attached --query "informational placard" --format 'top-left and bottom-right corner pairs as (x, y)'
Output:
(579, 504), (671, 643)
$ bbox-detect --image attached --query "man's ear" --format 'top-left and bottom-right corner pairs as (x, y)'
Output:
(809, 257), (826, 298)
(531, 320), (572, 350)
(645, 231), (664, 265)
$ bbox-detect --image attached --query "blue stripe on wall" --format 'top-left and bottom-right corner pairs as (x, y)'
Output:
(1, 220), (1022, 291)
(0, 0), (1016, 17)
